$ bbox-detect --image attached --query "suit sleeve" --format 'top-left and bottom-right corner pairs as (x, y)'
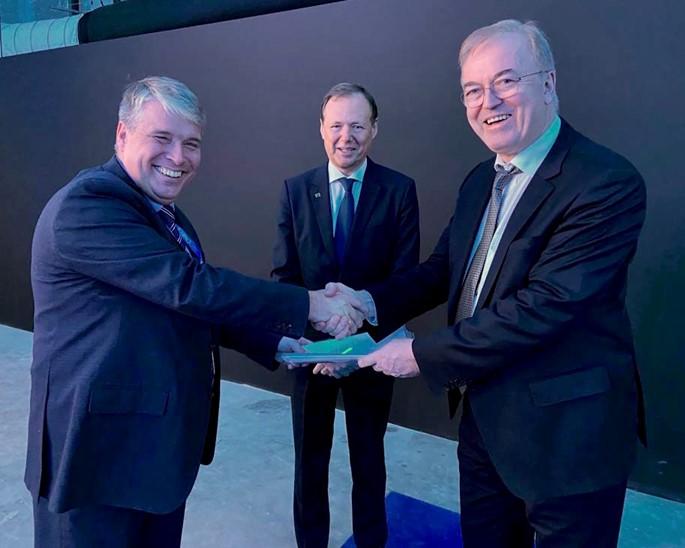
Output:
(271, 180), (304, 286)
(368, 217), (452, 327)
(412, 169), (646, 389)
(364, 178), (423, 339)
(53, 177), (309, 337)
(388, 179), (421, 273)
(215, 326), (282, 370)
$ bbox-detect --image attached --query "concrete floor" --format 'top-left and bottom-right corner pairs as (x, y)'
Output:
(1, 324), (683, 547)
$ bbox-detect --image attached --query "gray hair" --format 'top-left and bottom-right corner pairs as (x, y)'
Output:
(320, 82), (378, 123)
(459, 19), (558, 111)
(118, 76), (206, 129)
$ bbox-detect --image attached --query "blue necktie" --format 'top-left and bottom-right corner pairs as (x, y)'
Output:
(157, 205), (204, 263)
(334, 178), (355, 266)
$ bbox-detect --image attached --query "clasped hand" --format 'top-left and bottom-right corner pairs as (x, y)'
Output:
(308, 282), (368, 339)
(304, 282), (419, 378)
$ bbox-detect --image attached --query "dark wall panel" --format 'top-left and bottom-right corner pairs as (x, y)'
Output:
(1, 0), (683, 499)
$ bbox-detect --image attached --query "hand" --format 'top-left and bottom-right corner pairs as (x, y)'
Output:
(312, 282), (371, 335)
(323, 281), (359, 299)
(277, 336), (311, 353)
(308, 288), (367, 339)
(357, 339), (420, 378)
(277, 336), (312, 370)
(312, 360), (359, 379)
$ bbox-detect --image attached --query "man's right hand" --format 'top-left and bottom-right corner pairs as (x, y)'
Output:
(311, 282), (375, 336)
(308, 288), (368, 339)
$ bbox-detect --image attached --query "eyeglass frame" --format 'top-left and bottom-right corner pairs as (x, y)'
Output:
(460, 69), (552, 108)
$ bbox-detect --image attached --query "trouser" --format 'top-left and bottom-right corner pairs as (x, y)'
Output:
(291, 366), (394, 548)
(33, 496), (186, 548)
(458, 396), (627, 548)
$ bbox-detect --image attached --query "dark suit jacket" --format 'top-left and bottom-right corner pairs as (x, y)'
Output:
(26, 157), (309, 514)
(272, 158), (419, 341)
(369, 120), (647, 502)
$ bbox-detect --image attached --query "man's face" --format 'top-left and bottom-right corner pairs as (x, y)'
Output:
(461, 32), (556, 161)
(320, 93), (377, 175)
(115, 99), (202, 205)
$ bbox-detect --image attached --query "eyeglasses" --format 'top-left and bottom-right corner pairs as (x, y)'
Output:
(460, 70), (550, 108)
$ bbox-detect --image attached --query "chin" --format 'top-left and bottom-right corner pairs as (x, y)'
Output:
(484, 138), (516, 155)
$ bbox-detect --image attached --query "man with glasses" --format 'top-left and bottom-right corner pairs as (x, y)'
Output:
(328, 19), (646, 547)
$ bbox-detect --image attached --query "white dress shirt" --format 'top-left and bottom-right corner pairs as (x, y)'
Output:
(327, 159), (366, 234)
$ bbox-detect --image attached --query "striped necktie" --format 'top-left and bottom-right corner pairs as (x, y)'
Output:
(455, 164), (519, 322)
(157, 205), (204, 263)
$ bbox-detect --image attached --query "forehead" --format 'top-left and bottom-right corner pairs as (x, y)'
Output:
(322, 93), (372, 121)
(461, 32), (535, 82)
(135, 100), (202, 137)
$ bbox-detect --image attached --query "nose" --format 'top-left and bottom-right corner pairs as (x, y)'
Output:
(340, 125), (353, 141)
(167, 141), (184, 164)
(482, 86), (503, 109)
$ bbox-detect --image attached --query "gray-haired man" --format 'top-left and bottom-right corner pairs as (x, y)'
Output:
(26, 76), (363, 547)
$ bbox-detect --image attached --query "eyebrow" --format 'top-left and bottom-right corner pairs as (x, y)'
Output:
(327, 120), (367, 126)
(150, 130), (202, 144)
(462, 68), (517, 88)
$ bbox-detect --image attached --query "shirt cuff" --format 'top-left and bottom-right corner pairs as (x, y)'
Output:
(359, 290), (378, 326)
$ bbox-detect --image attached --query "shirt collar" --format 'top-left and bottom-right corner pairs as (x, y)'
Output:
(112, 156), (175, 213)
(327, 158), (368, 184)
(145, 197), (175, 213)
(495, 115), (561, 175)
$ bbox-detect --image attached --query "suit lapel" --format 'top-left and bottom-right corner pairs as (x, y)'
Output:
(104, 156), (179, 246)
(474, 120), (575, 310)
(349, 159), (382, 244)
(308, 160), (385, 266)
(307, 166), (336, 261)
(474, 175), (554, 310)
(447, 164), (494, 318)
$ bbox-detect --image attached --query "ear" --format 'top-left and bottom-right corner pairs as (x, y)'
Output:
(543, 71), (557, 104)
(319, 119), (325, 141)
(371, 120), (378, 139)
(115, 121), (127, 149)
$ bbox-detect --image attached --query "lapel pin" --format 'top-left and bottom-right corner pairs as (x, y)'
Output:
(314, 192), (321, 199)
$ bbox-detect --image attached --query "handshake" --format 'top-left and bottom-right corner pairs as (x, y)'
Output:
(277, 282), (421, 380)
(307, 282), (369, 339)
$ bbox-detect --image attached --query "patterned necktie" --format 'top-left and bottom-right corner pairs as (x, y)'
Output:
(334, 178), (355, 265)
(455, 164), (519, 322)
(157, 205), (204, 263)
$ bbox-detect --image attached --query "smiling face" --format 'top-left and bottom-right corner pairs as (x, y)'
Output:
(461, 31), (556, 161)
(115, 99), (202, 205)
(320, 93), (378, 175)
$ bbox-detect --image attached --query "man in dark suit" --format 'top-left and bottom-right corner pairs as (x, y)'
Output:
(330, 20), (646, 547)
(272, 83), (420, 547)
(26, 76), (363, 548)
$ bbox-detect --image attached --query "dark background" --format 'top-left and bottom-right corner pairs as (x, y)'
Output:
(1, 0), (683, 500)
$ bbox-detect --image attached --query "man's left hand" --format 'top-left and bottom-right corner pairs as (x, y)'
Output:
(312, 360), (358, 379)
(277, 336), (312, 369)
(357, 338), (420, 378)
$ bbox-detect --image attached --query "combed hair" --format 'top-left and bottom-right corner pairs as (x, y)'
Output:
(459, 19), (559, 110)
(118, 76), (206, 129)
(320, 82), (378, 123)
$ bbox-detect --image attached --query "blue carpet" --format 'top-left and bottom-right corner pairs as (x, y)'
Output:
(341, 491), (462, 547)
